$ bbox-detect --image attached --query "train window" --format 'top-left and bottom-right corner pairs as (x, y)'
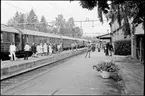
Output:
(7, 33), (11, 42)
(29, 35), (31, 42)
(30, 35), (32, 42)
(44, 38), (47, 43)
(28, 35), (30, 42)
(26, 35), (28, 43)
(12, 34), (15, 43)
(1, 33), (3, 42)
(33, 36), (35, 42)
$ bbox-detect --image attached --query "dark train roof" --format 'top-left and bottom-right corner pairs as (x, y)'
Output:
(1, 25), (19, 33)
(1, 24), (88, 41)
(20, 29), (61, 38)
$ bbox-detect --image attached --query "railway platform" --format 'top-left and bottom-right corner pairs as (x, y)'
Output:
(1, 49), (123, 95)
(1, 48), (87, 80)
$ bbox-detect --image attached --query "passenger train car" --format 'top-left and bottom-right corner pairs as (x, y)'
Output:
(1, 24), (88, 60)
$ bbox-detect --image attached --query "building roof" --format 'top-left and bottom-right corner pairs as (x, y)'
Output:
(1, 24), (19, 33)
(96, 33), (111, 39)
(135, 23), (144, 35)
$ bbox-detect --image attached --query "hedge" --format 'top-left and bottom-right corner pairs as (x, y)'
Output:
(114, 39), (131, 55)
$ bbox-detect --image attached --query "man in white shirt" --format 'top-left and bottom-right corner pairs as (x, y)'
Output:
(85, 42), (92, 58)
(9, 43), (16, 61)
(24, 43), (31, 60)
(49, 44), (52, 55)
(36, 44), (40, 56)
(43, 43), (48, 56)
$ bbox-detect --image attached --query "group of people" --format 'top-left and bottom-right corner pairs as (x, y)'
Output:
(85, 41), (114, 58)
(9, 43), (62, 61)
(25, 43), (63, 60)
(103, 42), (113, 56)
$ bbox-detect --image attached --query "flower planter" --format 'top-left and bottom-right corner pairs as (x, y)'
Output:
(99, 71), (110, 79)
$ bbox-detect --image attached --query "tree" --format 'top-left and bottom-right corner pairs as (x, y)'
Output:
(55, 14), (67, 35)
(7, 18), (15, 27)
(71, 0), (145, 32)
(73, 27), (83, 37)
(18, 13), (25, 29)
(7, 11), (26, 29)
(55, 14), (65, 28)
(67, 17), (75, 36)
(26, 9), (39, 31)
(7, 11), (20, 27)
(49, 27), (58, 34)
(54, 14), (83, 37)
(39, 15), (48, 32)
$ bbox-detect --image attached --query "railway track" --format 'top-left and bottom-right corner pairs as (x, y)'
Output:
(1, 56), (71, 90)
(1, 52), (83, 92)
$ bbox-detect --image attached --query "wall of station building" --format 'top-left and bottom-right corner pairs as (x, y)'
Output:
(110, 19), (131, 43)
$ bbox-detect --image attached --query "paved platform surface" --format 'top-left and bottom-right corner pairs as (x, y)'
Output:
(2, 50), (122, 95)
(113, 56), (144, 95)
(1, 50), (73, 69)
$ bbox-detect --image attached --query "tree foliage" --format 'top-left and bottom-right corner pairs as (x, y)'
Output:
(26, 9), (39, 31)
(39, 15), (48, 32)
(72, 0), (145, 35)
(54, 14), (83, 37)
(7, 9), (83, 37)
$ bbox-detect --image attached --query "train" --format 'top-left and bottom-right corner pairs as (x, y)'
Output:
(1, 24), (89, 60)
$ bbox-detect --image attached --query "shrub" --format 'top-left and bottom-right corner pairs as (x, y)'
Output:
(93, 61), (119, 72)
(114, 39), (131, 55)
(93, 61), (122, 81)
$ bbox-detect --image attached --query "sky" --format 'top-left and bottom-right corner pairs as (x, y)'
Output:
(1, 1), (110, 37)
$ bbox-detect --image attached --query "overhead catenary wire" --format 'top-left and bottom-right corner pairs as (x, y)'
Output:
(3, 2), (28, 13)
(47, 2), (73, 18)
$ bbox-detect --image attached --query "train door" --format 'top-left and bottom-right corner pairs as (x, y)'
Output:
(15, 33), (21, 50)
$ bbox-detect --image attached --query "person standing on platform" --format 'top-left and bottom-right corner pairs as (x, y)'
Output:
(9, 43), (16, 61)
(57, 43), (62, 53)
(49, 44), (52, 55)
(98, 43), (101, 52)
(108, 42), (113, 56)
(47, 43), (49, 55)
(40, 43), (43, 56)
(24, 43), (31, 60)
(43, 43), (48, 56)
(31, 43), (36, 57)
(85, 42), (92, 58)
(105, 42), (109, 56)
(103, 43), (106, 53)
(92, 44), (95, 52)
(36, 44), (40, 56)
(75, 42), (77, 50)
(42, 43), (44, 56)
